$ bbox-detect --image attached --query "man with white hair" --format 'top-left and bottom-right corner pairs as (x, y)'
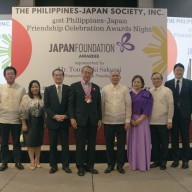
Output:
(102, 69), (131, 174)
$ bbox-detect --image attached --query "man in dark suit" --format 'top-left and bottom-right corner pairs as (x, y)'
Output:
(69, 66), (102, 176)
(165, 63), (192, 169)
(44, 68), (72, 174)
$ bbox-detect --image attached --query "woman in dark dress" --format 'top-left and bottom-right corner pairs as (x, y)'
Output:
(20, 80), (44, 170)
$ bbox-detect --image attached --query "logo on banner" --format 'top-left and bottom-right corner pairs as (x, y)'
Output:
(0, 34), (11, 70)
(143, 26), (177, 75)
(116, 33), (135, 52)
(12, 19), (32, 78)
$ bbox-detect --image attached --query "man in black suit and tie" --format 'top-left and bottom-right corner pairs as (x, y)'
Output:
(165, 63), (192, 169)
(69, 66), (102, 176)
(44, 68), (72, 174)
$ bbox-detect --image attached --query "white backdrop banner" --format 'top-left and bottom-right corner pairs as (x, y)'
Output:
(12, 7), (167, 90)
(167, 17), (192, 80)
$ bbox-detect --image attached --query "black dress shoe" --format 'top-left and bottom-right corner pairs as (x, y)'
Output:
(104, 166), (114, 174)
(117, 166), (125, 174)
(171, 161), (179, 168)
(49, 167), (58, 174)
(15, 162), (24, 170)
(160, 163), (167, 170)
(63, 167), (72, 173)
(0, 163), (8, 171)
(182, 162), (189, 169)
(86, 168), (99, 174)
(78, 168), (85, 176)
(150, 162), (160, 168)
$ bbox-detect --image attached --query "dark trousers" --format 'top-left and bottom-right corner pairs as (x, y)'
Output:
(104, 124), (126, 167)
(0, 123), (22, 164)
(75, 123), (97, 169)
(150, 125), (169, 164)
(171, 109), (190, 162)
(48, 127), (69, 168)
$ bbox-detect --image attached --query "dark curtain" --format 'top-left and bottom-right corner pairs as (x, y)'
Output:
(35, 0), (137, 7)
(0, 0), (20, 14)
(154, 0), (192, 17)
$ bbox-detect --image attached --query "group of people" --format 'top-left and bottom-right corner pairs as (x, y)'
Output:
(0, 63), (191, 176)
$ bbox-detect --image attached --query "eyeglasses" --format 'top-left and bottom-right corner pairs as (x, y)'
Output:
(82, 72), (92, 75)
(152, 78), (162, 81)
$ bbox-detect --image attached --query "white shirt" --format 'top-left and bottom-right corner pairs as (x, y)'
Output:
(150, 85), (174, 125)
(0, 83), (26, 124)
(101, 83), (132, 124)
(55, 84), (62, 94)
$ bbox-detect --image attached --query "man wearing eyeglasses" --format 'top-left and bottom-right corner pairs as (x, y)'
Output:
(150, 72), (174, 170)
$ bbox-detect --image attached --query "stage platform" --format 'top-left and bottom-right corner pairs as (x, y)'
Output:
(4, 144), (192, 163)
(6, 123), (192, 163)
(0, 162), (192, 192)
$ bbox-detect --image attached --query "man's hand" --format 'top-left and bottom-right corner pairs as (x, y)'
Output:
(167, 122), (172, 129)
(53, 115), (66, 122)
(135, 118), (142, 126)
(22, 124), (27, 132)
(131, 120), (136, 126)
(124, 122), (130, 131)
(70, 118), (77, 129)
(98, 120), (102, 130)
(60, 115), (68, 121)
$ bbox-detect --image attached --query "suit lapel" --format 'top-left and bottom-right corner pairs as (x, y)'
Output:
(77, 81), (98, 101)
(78, 81), (86, 98)
(169, 79), (176, 94)
(61, 84), (67, 104)
(171, 79), (175, 90)
(180, 78), (185, 96)
(90, 84), (97, 100)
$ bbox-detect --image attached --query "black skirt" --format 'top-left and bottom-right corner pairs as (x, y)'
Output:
(23, 116), (44, 147)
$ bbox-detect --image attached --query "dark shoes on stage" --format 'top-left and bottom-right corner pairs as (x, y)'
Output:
(104, 166), (114, 173)
(104, 165), (125, 174)
(15, 162), (24, 170)
(0, 162), (24, 171)
(182, 162), (189, 169)
(78, 167), (85, 176)
(49, 166), (72, 174)
(160, 163), (166, 170)
(63, 166), (72, 173)
(171, 161), (179, 168)
(171, 161), (189, 169)
(0, 163), (8, 171)
(85, 168), (99, 174)
(150, 162), (166, 170)
(49, 166), (58, 174)
(150, 162), (160, 168)
(77, 167), (99, 176)
(117, 166), (125, 174)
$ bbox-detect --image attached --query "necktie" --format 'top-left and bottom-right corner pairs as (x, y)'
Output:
(176, 80), (180, 96)
(58, 85), (62, 103)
